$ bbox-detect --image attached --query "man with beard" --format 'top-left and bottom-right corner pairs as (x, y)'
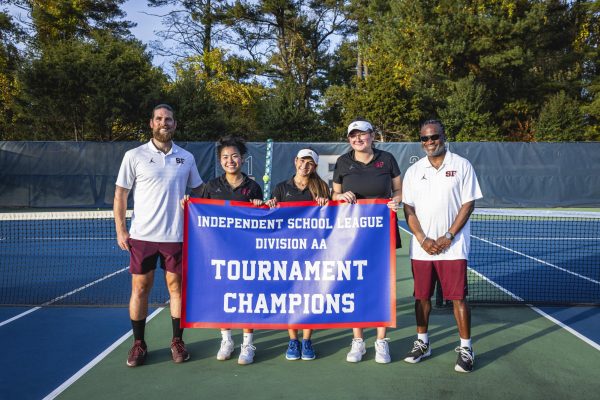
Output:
(401, 120), (482, 373)
(114, 104), (203, 367)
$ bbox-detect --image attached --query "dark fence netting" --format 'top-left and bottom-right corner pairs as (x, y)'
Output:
(1, 141), (599, 208)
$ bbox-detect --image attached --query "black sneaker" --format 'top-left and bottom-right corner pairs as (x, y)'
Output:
(403, 339), (431, 364)
(454, 346), (475, 373)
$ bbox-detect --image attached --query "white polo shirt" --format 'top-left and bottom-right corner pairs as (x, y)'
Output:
(402, 150), (482, 260)
(116, 140), (203, 242)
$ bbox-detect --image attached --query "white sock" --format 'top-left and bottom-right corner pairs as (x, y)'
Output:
(221, 329), (232, 341)
(460, 337), (472, 349)
(243, 332), (253, 345)
(418, 333), (429, 344)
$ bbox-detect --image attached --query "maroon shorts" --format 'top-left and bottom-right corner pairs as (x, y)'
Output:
(411, 259), (468, 300)
(128, 238), (183, 275)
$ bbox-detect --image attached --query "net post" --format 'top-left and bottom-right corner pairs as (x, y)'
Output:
(263, 138), (273, 201)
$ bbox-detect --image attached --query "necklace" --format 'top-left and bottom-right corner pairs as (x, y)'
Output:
(294, 178), (308, 189)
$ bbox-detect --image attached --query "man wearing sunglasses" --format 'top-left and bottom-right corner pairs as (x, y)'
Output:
(401, 119), (482, 373)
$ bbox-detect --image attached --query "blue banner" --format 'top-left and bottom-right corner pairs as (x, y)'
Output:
(182, 199), (396, 329)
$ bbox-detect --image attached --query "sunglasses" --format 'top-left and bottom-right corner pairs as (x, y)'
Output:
(420, 134), (441, 142)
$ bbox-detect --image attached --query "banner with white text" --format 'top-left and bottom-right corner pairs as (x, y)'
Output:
(182, 199), (396, 329)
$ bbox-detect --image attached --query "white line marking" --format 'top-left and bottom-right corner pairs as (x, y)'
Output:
(472, 235), (599, 285)
(0, 307), (41, 327)
(42, 307), (165, 400)
(397, 224), (600, 351)
(0, 267), (129, 327)
(530, 306), (600, 351)
(42, 267), (129, 306)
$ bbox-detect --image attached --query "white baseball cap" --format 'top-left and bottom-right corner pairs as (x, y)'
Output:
(347, 120), (373, 136)
(296, 149), (319, 164)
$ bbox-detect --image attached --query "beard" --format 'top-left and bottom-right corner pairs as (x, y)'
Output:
(152, 126), (174, 143)
(424, 142), (446, 157)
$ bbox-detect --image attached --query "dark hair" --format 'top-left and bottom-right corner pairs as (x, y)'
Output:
(420, 119), (445, 136)
(217, 135), (248, 158)
(152, 103), (174, 118)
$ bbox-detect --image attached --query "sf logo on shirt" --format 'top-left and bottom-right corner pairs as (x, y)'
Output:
(176, 158), (185, 164)
(446, 171), (456, 177)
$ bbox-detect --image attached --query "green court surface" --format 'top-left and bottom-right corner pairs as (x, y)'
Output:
(58, 231), (600, 400)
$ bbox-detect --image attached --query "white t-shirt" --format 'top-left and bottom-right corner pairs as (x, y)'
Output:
(115, 141), (203, 242)
(402, 150), (482, 260)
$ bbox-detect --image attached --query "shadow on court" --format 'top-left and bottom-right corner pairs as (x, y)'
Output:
(54, 232), (600, 400)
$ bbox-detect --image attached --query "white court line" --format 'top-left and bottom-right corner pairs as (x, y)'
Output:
(42, 306), (165, 400)
(0, 267), (129, 327)
(0, 307), (41, 327)
(472, 235), (600, 285)
(397, 224), (600, 351)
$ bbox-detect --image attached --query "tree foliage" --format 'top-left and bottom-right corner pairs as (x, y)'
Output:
(2, 0), (600, 141)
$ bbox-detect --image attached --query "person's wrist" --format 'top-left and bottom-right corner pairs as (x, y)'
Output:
(420, 237), (428, 246)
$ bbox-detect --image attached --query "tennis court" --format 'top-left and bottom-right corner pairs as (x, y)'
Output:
(0, 211), (599, 399)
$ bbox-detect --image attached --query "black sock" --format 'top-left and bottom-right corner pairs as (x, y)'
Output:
(172, 317), (184, 339)
(131, 318), (146, 342)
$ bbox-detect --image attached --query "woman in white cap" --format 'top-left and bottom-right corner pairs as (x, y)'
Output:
(332, 118), (402, 364)
(266, 148), (329, 361)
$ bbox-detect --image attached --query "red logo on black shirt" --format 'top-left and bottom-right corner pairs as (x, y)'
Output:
(446, 171), (456, 177)
(374, 161), (384, 168)
(241, 188), (250, 196)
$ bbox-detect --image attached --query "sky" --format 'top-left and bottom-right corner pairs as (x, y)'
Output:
(121, 1), (175, 75)
(4, 0), (175, 75)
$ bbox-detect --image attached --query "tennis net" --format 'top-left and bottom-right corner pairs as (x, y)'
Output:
(0, 208), (598, 306)
(467, 209), (600, 305)
(0, 210), (169, 307)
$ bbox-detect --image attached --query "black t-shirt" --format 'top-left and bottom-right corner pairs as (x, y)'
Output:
(272, 177), (314, 202)
(333, 148), (401, 248)
(333, 148), (401, 199)
(197, 173), (263, 201)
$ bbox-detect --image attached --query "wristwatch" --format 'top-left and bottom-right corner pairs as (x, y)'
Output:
(445, 231), (455, 240)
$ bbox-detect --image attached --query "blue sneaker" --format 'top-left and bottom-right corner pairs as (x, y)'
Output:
(286, 340), (301, 360)
(301, 339), (316, 360)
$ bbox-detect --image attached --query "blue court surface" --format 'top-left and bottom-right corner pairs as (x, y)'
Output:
(0, 214), (599, 399)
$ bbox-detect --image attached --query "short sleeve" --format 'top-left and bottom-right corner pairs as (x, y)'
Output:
(461, 162), (483, 204)
(332, 159), (343, 184)
(115, 151), (135, 189)
(272, 182), (285, 201)
(187, 155), (203, 189)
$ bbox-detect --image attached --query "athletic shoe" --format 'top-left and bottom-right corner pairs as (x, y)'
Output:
(403, 339), (431, 364)
(346, 338), (366, 363)
(126, 340), (147, 367)
(454, 346), (475, 373)
(301, 339), (316, 361)
(238, 344), (256, 365)
(374, 338), (391, 364)
(286, 339), (301, 360)
(171, 337), (190, 363)
(217, 339), (235, 360)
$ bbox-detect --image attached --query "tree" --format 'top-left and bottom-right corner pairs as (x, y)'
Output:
(439, 75), (500, 141)
(0, 11), (24, 139)
(533, 91), (586, 141)
(19, 33), (165, 140)
(165, 49), (265, 140)
(17, 0), (133, 45)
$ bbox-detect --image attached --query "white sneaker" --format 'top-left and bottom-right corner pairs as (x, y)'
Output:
(346, 338), (366, 363)
(375, 338), (391, 364)
(238, 344), (256, 365)
(216, 339), (234, 360)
